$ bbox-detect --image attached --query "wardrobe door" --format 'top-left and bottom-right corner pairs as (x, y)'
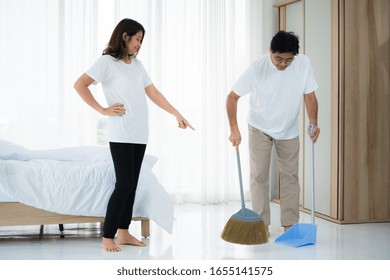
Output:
(275, 0), (337, 219)
(303, 0), (335, 218)
(283, 0), (305, 208)
(342, 0), (390, 222)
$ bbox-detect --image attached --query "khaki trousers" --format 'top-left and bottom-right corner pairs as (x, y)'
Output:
(248, 125), (300, 226)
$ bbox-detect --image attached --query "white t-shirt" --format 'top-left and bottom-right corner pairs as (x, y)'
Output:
(232, 53), (318, 139)
(86, 55), (152, 144)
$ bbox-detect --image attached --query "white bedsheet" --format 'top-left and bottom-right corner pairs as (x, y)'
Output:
(0, 192), (13, 202)
(0, 139), (173, 234)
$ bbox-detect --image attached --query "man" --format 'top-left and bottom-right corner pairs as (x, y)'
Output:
(226, 31), (320, 235)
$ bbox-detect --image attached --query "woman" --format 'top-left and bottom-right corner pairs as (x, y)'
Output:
(74, 18), (194, 252)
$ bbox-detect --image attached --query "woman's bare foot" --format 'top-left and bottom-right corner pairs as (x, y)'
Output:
(101, 238), (121, 252)
(116, 229), (146, 247)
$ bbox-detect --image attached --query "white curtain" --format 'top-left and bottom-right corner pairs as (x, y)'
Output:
(0, 0), (269, 204)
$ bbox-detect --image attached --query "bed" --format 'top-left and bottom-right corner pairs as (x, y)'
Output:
(0, 139), (173, 238)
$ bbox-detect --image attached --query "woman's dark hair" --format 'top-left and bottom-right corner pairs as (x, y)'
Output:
(270, 31), (299, 55)
(103, 18), (145, 59)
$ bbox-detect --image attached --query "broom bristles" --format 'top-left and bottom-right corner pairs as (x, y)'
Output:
(221, 217), (268, 245)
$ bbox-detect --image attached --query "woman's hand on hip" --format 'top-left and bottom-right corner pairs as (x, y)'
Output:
(102, 103), (126, 116)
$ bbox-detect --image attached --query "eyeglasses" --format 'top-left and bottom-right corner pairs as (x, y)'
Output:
(273, 55), (295, 65)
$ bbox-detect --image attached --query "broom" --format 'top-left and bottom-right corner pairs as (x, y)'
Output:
(221, 149), (268, 245)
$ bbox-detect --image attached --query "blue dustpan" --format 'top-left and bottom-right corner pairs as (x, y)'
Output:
(275, 124), (317, 247)
(274, 223), (317, 247)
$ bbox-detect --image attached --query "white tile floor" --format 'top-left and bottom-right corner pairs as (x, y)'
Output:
(0, 202), (389, 260)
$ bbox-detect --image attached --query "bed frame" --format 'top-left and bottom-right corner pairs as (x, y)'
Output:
(0, 202), (150, 238)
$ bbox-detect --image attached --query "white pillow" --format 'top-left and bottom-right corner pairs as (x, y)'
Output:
(0, 139), (30, 160)
(0, 139), (157, 168)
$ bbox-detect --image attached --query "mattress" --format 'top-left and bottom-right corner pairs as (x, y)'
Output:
(0, 192), (14, 202)
(0, 139), (173, 233)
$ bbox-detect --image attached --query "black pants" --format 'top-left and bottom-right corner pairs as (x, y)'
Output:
(103, 142), (146, 239)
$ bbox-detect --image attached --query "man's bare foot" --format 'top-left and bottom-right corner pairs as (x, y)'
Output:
(116, 229), (146, 247)
(101, 238), (121, 252)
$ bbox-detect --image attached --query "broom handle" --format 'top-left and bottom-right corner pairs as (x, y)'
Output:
(236, 149), (246, 209)
(310, 124), (315, 224)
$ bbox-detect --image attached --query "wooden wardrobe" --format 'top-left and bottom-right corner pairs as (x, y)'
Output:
(273, 0), (390, 223)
